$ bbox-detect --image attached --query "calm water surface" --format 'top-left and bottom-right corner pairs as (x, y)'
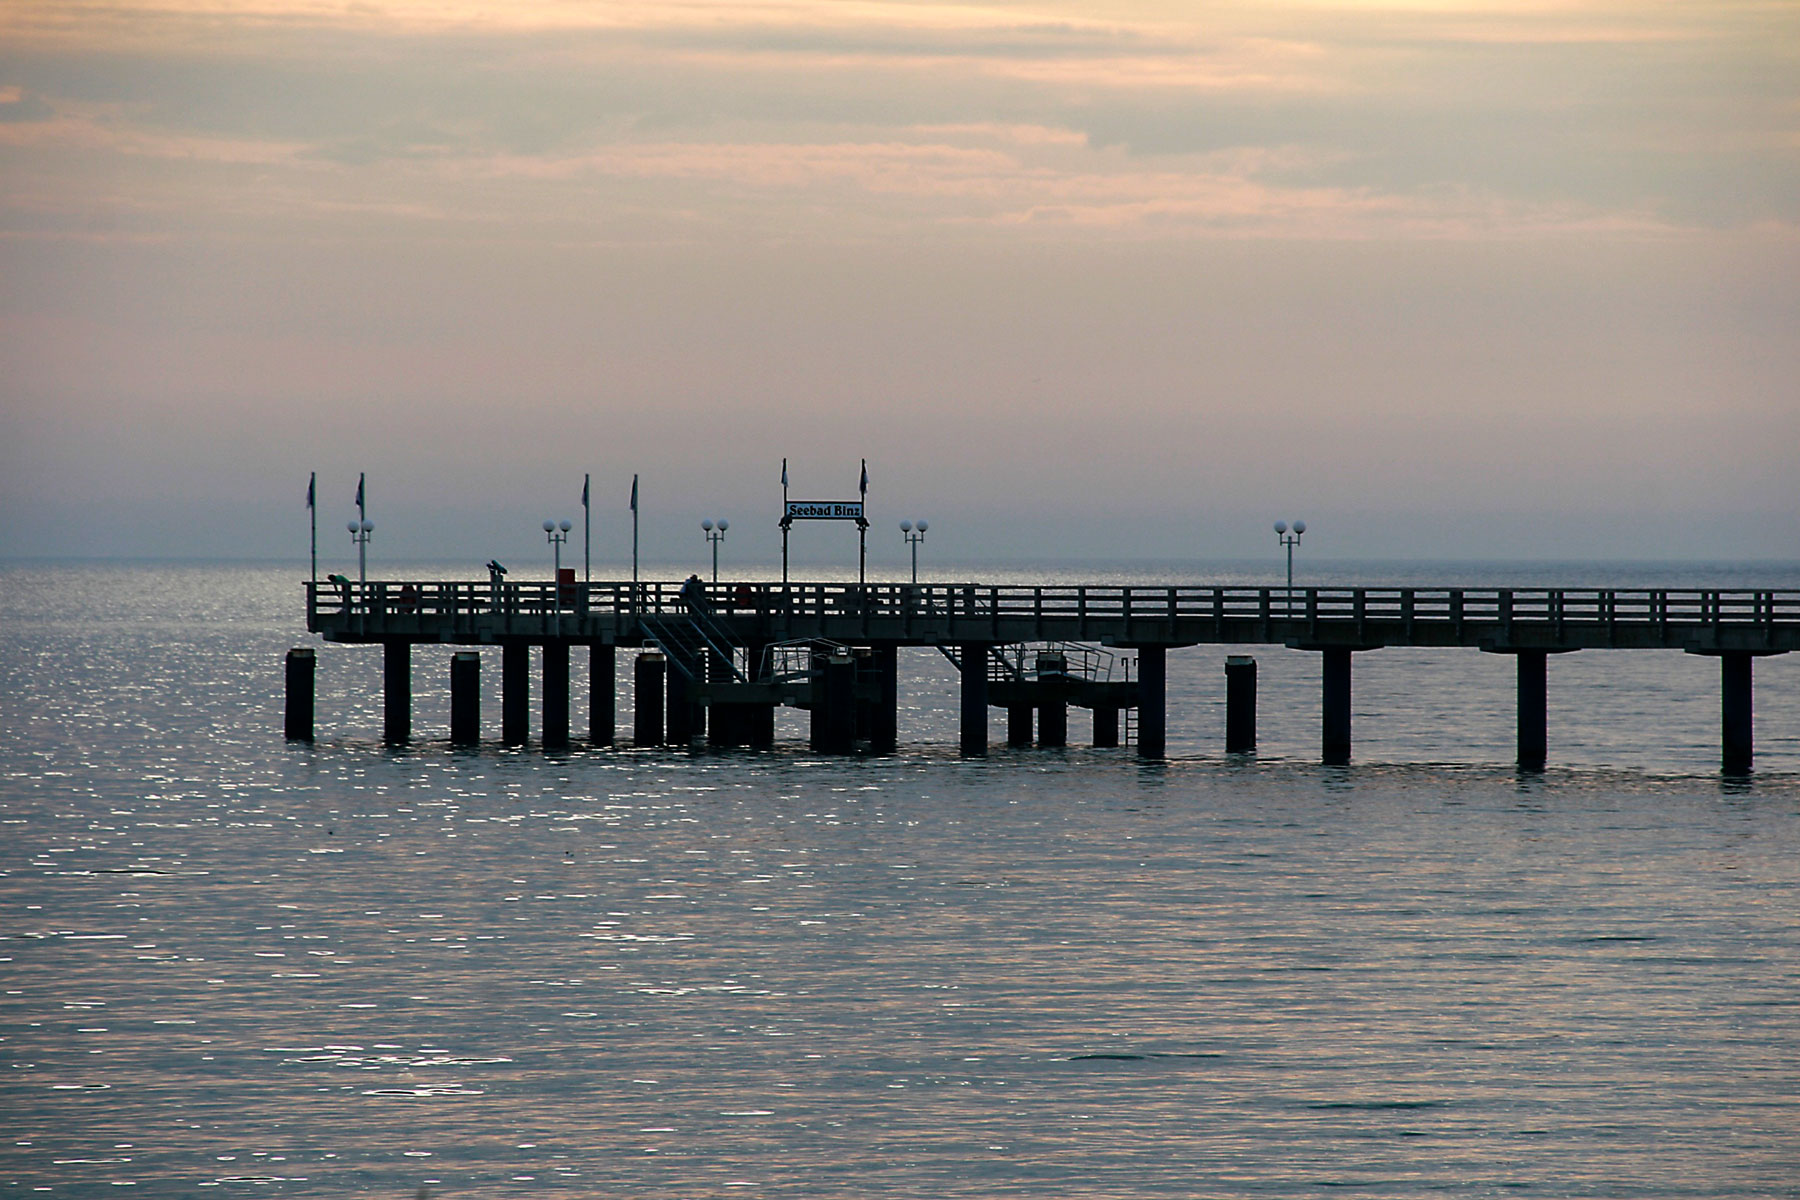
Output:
(3, 563), (1798, 1197)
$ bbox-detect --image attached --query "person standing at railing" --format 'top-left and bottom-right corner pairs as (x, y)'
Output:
(681, 574), (710, 614)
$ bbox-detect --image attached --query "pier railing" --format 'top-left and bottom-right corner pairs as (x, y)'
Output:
(307, 580), (1799, 652)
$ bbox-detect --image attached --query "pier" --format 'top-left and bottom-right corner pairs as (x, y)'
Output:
(294, 579), (1797, 772)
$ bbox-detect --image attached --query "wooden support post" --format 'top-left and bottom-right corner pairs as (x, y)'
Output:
(383, 640), (411, 744)
(1036, 652), (1067, 748)
(1322, 647), (1352, 766)
(1225, 655), (1256, 754)
(502, 641), (529, 746)
(872, 643), (899, 755)
(1137, 646), (1166, 760)
(450, 651), (480, 746)
(589, 644), (615, 746)
(1092, 706), (1119, 748)
(284, 648), (315, 742)
(1517, 649), (1547, 773)
(634, 652), (665, 746)
(542, 641), (570, 749)
(1722, 651), (1753, 776)
(960, 642), (990, 757)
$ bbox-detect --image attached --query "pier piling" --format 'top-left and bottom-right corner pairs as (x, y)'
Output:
(502, 642), (529, 746)
(589, 644), (615, 746)
(813, 650), (856, 754)
(634, 652), (665, 745)
(1225, 655), (1256, 754)
(1722, 651), (1753, 775)
(543, 641), (570, 749)
(1007, 698), (1033, 746)
(383, 640), (411, 744)
(1093, 705), (1119, 748)
(1037, 652), (1068, 748)
(450, 651), (480, 745)
(1137, 647), (1166, 759)
(1517, 650), (1548, 772)
(666, 661), (697, 747)
(1322, 648), (1352, 765)
(873, 644), (899, 754)
(960, 642), (990, 757)
(284, 648), (314, 742)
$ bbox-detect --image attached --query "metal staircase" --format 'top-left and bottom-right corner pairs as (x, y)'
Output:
(937, 640), (1120, 686)
(638, 604), (749, 682)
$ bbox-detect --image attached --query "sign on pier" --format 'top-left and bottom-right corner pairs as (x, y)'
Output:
(785, 500), (864, 521)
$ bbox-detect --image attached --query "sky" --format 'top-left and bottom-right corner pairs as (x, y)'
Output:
(1, 0), (1797, 569)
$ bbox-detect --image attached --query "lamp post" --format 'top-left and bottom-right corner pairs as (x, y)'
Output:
(702, 518), (729, 583)
(1274, 519), (1306, 614)
(347, 519), (373, 585)
(544, 518), (571, 635)
(900, 519), (928, 584)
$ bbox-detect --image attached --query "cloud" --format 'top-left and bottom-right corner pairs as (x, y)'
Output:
(0, 85), (54, 122)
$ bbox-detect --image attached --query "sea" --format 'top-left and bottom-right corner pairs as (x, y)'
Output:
(3, 560), (1799, 1198)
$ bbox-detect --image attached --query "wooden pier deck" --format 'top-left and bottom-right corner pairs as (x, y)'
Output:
(297, 578), (1797, 771)
(308, 579), (1799, 654)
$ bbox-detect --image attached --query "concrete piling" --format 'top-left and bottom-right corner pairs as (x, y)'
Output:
(1036, 652), (1067, 748)
(1322, 647), (1352, 766)
(542, 641), (570, 750)
(589, 644), (615, 746)
(1007, 699), (1033, 747)
(812, 650), (856, 754)
(502, 642), (529, 746)
(450, 651), (480, 745)
(1225, 655), (1256, 754)
(284, 648), (315, 742)
(383, 640), (411, 744)
(1092, 705), (1119, 748)
(666, 660), (696, 747)
(872, 643), (899, 755)
(1722, 651), (1753, 775)
(960, 642), (990, 757)
(634, 652), (665, 746)
(1517, 650), (1548, 772)
(1136, 647), (1166, 759)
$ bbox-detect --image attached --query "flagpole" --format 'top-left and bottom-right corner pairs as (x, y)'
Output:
(356, 472), (367, 587)
(308, 471), (316, 585)
(780, 457), (790, 588)
(582, 472), (591, 585)
(630, 474), (639, 616)
(858, 457), (868, 589)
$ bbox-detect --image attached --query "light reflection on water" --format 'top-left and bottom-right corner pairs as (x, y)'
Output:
(2, 563), (1798, 1196)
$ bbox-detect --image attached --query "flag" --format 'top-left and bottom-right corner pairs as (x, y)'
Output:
(306, 473), (315, 509)
(629, 474), (638, 512)
(581, 474), (589, 509)
(859, 459), (868, 497)
(781, 458), (788, 489)
(354, 473), (364, 509)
